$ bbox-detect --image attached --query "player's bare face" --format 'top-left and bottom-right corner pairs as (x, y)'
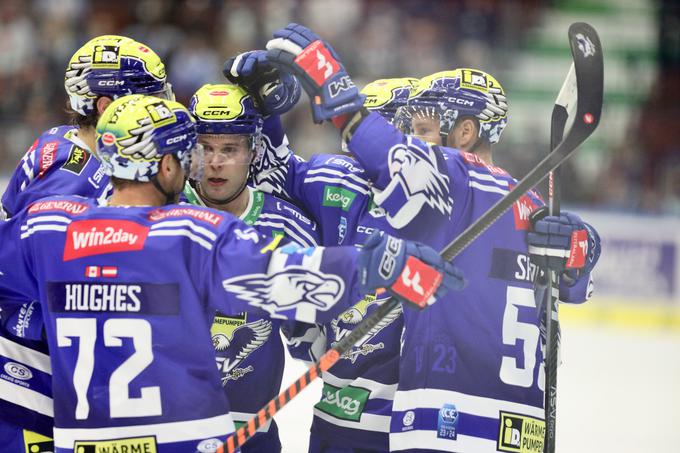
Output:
(199, 134), (253, 201)
(411, 114), (442, 145)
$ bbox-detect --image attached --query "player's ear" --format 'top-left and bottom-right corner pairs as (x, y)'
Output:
(96, 97), (113, 115)
(448, 117), (478, 150)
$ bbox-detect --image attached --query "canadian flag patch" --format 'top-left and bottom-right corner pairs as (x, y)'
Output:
(391, 256), (443, 309)
(84, 266), (118, 278)
(566, 230), (588, 269)
(294, 40), (340, 86)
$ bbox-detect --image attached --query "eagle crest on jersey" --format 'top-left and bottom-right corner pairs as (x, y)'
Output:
(211, 314), (272, 383)
(331, 293), (402, 363)
(96, 95), (199, 181)
(223, 266), (345, 323)
(372, 136), (453, 229)
(64, 35), (169, 116)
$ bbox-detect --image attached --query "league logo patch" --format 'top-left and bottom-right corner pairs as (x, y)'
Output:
(223, 267), (344, 321)
(437, 403), (459, 440)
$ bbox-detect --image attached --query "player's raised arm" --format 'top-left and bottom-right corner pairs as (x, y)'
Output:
(210, 228), (465, 324)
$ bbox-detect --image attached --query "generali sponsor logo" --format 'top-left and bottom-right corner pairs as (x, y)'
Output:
(460, 151), (508, 176)
(64, 219), (148, 261)
(38, 141), (58, 178)
(28, 200), (89, 216)
(148, 207), (223, 226)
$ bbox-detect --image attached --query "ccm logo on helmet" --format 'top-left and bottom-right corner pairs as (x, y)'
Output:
(166, 134), (188, 145)
(97, 80), (125, 86)
(202, 110), (230, 116)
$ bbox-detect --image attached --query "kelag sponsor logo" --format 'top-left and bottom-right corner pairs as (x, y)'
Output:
(63, 219), (148, 261)
(47, 282), (179, 315)
(497, 412), (545, 453)
(315, 383), (370, 422)
(322, 185), (357, 211)
(74, 435), (157, 453)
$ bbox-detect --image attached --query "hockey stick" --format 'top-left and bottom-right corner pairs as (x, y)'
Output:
(542, 22), (599, 453)
(219, 22), (602, 453)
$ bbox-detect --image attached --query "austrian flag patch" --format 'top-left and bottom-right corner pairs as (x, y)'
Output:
(85, 266), (119, 278)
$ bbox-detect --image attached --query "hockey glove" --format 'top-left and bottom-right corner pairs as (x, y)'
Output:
(358, 231), (465, 309)
(223, 50), (302, 116)
(528, 206), (601, 281)
(265, 23), (365, 124)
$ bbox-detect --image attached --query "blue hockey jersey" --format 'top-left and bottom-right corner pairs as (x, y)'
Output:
(347, 112), (592, 452)
(1, 124), (111, 450)
(184, 182), (320, 453)
(0, 196), (366, 453)
(252, 116), (403, 451)
(1, 125), (111, 217)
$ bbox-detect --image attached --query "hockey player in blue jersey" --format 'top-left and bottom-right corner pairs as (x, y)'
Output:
(0, 93), (464, 453)
(184, 82), (323, 452)
(224, 51), (418, 453)
(0, 34), (174, 452)
(260, 23), (601, 452)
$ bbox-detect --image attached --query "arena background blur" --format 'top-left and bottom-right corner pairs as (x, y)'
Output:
(0, 0), (678, 451)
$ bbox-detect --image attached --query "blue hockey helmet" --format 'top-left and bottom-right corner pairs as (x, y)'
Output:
(400, 68), (508, 144)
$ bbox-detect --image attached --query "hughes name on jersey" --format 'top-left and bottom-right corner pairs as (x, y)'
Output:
(251, 116), (403, 451)
(346, 112), (593, 452)
(185, 182), (320, 452)
(0, 124), (112, 451)
(0, 196), (366, 453)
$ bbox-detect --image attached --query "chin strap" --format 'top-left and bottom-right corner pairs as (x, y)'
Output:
(151, 175), (183, 206)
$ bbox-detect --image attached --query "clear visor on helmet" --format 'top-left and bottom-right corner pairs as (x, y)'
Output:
(396, 105), (445, 145)
(200, 134), (255, 166)
(180, 142), (205, 181)
(150, 83), (176, 101)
